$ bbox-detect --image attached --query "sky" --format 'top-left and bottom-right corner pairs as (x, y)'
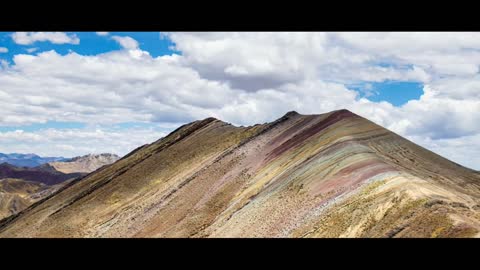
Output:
(0, 32), (479, 170)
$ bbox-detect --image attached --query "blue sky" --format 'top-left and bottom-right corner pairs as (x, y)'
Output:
(350, 81), (424, 106)
(0, 32), (179, 133)
(0, 32), (424, 133)
(0, 32), (479, 170)
(0, 32), (178, 61)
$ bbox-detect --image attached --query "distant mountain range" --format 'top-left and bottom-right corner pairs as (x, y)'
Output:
(0, 153), (67, 168)
(0, 153), (120, 170)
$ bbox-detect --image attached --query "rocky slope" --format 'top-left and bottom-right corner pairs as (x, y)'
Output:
(0, 109), (479, 238)
(49, 153), (120, 174)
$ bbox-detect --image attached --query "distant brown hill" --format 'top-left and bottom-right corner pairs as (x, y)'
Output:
(0, 178), (68, 220)
(49, 153), (120, 174)
(0, 163), (84, 185)
(1, 110), (479, 238)
(0, 163), (84, 220)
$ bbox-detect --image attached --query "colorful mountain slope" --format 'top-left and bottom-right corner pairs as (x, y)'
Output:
(0, 110), (479, 238)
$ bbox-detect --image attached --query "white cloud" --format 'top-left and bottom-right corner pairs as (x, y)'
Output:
(0, 47), (8, 53)
(26, 48), (38, 53)
(168, 32), (480, 85)
(96, 32), (109, 36)
(407, 134), (480, 171)
(112, 35), (139, 50)
(0, 127), (166, 158)
(0, 60), (8, 69)
(166, 32), (480, 134)
(2, 32), (480, 169)
(11, 32), (80, 45)
(0, 50), (233, 126)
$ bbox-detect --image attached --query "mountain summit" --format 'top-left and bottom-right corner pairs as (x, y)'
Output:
(1, 110), (479, 237)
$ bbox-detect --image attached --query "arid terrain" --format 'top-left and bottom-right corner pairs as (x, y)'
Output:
(0, 154), (119, 220)
(0, 109), (479, 238)
(0, 178), (68, 220)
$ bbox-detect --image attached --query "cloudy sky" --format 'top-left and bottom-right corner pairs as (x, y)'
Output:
(0, 32), (479, 170)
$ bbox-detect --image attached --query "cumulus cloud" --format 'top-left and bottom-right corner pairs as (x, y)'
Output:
(96, 32), (109, 36)
(11, 32), (80, 45)
(0, 47), (8, 53)
(1, 32), (480, 169)
(167, 32), (435, 91)
(407, 134), (480, 171)
(167, 33), (480, 136)
(0, 126), (166, 158)
(0, 50), (233, 125)
(168, 32), (480, 84)
(112, 35), (139, 50)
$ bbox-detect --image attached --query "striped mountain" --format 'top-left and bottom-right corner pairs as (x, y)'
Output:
(0, 109), (479, 237)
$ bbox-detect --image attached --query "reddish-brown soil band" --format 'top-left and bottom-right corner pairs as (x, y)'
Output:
(267, 110), (358, 161)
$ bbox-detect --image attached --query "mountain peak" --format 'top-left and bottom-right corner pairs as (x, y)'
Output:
(284, 110), (300, 117)
(279, 109), (357, 121)
(334, 108), (355, 114)
(204, 117), (219, 122)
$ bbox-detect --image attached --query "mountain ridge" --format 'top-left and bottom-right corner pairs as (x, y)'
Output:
(0, 109), (479, 237)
